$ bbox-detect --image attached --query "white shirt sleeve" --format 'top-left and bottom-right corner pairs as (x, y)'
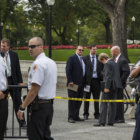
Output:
(31, 64), (44, 86)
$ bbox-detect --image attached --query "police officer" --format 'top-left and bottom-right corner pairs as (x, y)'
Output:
(131, 66), (140, 140)
(0, 55), (8, 140)
(17, 37), (57, 140)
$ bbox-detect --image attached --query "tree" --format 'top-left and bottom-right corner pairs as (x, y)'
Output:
(94, 0), (129, 59)
(73, 0), (112, 44)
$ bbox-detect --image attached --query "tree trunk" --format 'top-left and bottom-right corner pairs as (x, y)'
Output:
(60, 34), (67, 45)
(0, 26), (3, 40)
(111, 9), (128, 60)
(95, 0), (129, 61)
(104, 18), (111, 43)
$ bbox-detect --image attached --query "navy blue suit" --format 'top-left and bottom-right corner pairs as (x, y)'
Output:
(66, 54), (85, 120)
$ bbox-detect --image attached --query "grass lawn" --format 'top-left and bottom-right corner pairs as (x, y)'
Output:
(15, 49), (140, 63)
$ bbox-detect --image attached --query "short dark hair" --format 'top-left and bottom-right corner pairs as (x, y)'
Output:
(1, 38), (10, 46)
(89, 44), (96, 49)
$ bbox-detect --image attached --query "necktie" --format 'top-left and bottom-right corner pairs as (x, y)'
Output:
(92, 56), (94, 69)
(80, 56), (83, 69)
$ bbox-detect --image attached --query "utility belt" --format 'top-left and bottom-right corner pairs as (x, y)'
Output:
(38, 99), (54, 104)
(24, 95), (53, 112)
(2, 89), (9, 99)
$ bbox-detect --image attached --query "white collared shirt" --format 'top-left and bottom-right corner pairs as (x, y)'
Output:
(28, 53), (57, 99)
(0, 56), (7, 91)
(115, 53), (121, 63)
(90, 54), (98, 78)
(76, 54), (86, 76)
(5, 51), (11, 77)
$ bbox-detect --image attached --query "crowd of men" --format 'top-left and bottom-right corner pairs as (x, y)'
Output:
(66, 45), (130, 126)
(0, 37), (139, 140)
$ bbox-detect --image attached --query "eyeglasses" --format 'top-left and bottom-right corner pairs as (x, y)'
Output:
(78, 49), (84, 52)
(28, 45), (40, 49)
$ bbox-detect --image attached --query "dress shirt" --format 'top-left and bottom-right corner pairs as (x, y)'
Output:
(76, 54), (86, 76)
(0, 56), (7, 91)
(28, 52), (57, 99)
(115, 53), (121, 63)
(90, 54), (98, 78)
(5, 51), (11, 77)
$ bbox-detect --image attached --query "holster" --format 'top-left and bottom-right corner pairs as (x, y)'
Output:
(3, 89), (9, 99)
(30, 97), (39, 111)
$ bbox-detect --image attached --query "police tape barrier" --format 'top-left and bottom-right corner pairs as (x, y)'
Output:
(55, 96), (135, 102)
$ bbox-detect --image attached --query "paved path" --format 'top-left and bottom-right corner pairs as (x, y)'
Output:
(5, 88), (135, 140)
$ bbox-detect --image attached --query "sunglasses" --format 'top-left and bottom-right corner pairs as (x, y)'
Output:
(28, 45), (40, 49)
(78, 49), (84, 52)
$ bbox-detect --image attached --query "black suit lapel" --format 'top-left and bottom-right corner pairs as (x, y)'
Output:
(9, 51), (13, 69)
(87, 55), (92, 68)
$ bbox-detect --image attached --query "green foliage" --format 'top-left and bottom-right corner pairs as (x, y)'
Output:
(127, 0), (140, 41)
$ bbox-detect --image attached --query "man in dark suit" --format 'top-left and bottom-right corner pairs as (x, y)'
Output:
(66, 46), (85, 123)
(94, 53), (122, 126)
(83, 44), (103, 120)
(0, 38), (26, 127)
(111, 46), (130, 123)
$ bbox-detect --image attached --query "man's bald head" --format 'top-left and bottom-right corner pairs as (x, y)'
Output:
(111, 46), (121, 58)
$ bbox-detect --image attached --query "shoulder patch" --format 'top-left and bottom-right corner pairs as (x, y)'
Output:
(33, 64), (38, 70)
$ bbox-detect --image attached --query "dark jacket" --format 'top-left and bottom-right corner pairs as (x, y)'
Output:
(117, 54), (130, 88)
(9, 50), (23, 84)
(83, 54), (103, 85)
(103, 59), (122, 90)
(66, 54), (85, 85)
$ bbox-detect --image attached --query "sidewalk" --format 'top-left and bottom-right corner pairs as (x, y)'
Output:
(5, 87), (135, 140)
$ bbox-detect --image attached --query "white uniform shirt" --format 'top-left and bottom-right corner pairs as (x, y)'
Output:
(28, 53), (57, 99)
(0, 56), (7, 91)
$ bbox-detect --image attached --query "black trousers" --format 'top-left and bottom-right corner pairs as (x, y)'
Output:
(83, 78), (101, 117)
(115, 88), (124, 121)
(8, 77), (25, 124)
(68, 85), (84, 120)
(132, 103), (140, 140)
(28, 103), (54, 140)
(0, 99), (8, 140)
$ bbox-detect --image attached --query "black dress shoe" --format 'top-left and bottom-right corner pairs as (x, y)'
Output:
(107, 123), (114, 126)
(94, 115), (100, 119)
(115, 120), (125, 123)
(84, 115), (88, 120)
(94, 123), (105, 127)
(74, 117), (84, 121)
(68, 118), (75, 123)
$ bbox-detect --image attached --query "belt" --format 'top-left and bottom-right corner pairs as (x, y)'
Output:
(8, 76), (12, 79)
(38, 99), (54, 104)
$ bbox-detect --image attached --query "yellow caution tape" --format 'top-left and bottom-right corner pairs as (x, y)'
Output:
(55, 96), (135, 103)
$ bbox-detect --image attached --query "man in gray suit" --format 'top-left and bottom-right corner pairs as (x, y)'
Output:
(94, 53), (122, 126)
